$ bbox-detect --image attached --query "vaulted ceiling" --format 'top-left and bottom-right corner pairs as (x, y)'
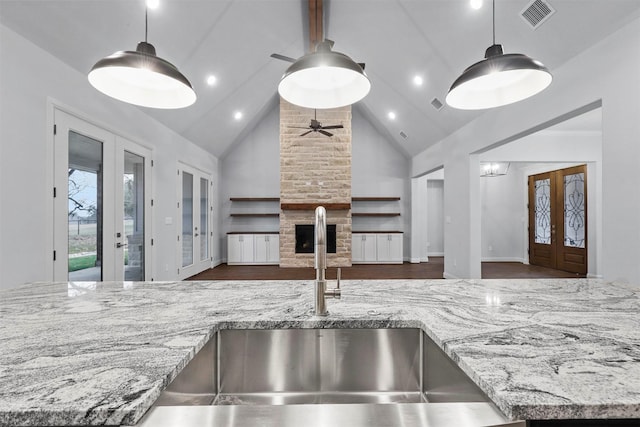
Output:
(1, 0), (638, 158)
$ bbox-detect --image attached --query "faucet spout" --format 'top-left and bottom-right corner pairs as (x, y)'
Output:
(314, 206), (341, 316)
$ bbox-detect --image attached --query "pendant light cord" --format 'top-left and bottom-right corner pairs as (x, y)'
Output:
(145, 7), (148, 43)
(492, 0), (496, 45)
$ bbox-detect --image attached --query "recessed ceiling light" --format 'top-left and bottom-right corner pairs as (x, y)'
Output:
(146, 0), (160, 10)
(470, 0), (483, 10)
(233, 111), (243, 120)
(387, 111), (396, 120)
(413, 75), (424, 86)
(206, 75), (217, 86)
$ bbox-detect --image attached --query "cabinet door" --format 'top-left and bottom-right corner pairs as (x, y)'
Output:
(376, 234), (391, 262)
(267, 234), (280, 264)
(363, 234), (377, 262)
(352, 234), (364, 262)
(241, 235), (255, 263)
(254, 235), (268, 263)
(388, 234), (403, 263)
(227, 235), (242, 264)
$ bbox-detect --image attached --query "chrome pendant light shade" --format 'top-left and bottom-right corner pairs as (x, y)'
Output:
(446, 1), (552, 110)
(88, 8), (196, 109)
(278, 40), (370, 109)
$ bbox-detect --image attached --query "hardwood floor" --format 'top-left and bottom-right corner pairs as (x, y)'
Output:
(187, 257), (586, 281)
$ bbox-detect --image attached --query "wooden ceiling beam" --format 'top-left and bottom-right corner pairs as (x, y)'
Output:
(309, 0), (323, 52)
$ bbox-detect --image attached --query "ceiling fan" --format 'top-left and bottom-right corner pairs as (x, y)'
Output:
(290, 109), (344, 137)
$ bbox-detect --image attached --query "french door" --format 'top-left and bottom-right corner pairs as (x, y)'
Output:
(177, 163), (213, 279)
(53, 109), (152, 281)
(528, 165), (587, 274)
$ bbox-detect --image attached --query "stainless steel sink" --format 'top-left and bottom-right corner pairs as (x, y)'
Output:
(141, 328), (523, 427)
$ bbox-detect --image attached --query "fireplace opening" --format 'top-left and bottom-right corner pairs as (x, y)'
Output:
(295, 224), (336, 254)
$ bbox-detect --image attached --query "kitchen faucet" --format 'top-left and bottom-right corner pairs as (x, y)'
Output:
(314, 206), (341, 316)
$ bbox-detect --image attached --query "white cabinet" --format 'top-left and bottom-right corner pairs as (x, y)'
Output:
(227, 234), (255, 265)
(376, 234), (403, 264)
(352, 233), (377, 263)
(254, 234), (280, 264)
(228, 234), (279, 265)
(352, 233), (403, 264)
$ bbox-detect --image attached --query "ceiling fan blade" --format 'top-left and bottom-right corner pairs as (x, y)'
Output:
(270, 53), (297, 63)
(319, 130), (333, 137)
(358, 63), (366, 70)
(320, 125), (343, 130)
(300, 130), (313, 137)
(289, 126), (312, 129)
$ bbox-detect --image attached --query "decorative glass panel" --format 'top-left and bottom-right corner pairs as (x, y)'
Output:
(564, 172), (585, 248)
(534, 178), (551, 244)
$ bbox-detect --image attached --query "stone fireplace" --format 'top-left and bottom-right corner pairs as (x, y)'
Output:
(279, 99), (352, 268)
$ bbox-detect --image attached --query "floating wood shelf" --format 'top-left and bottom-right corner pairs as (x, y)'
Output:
(352, 197), (401, 201)
(230, 213), (280, 217)
(281, 202), (351, 210)
(352, 212), (401, 217)
(230, 197), (280, 202)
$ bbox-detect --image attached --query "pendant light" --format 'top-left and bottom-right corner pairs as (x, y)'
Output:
(88, 5), (196, 109)
(277, 40), (370, 109)
(446, 0), (552, 110)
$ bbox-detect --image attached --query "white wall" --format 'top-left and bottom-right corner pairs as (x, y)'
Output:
(0, 24), (219, 290)
(220, 103), (411, 260)
(351, 107), (411, 258)
(427, 179), (444, 256)
(412, 17), (640, 282)
(220, 105), (281, 259)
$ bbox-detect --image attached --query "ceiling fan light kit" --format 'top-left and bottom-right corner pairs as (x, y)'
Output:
(88, 7), (196, 109)
(277, 40), (370, 109)
(446, 0), (552, 110)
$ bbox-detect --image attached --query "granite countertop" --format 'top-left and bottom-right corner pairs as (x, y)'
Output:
(0, 278), (639, 425)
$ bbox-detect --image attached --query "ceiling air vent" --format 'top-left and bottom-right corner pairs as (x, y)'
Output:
(431, 97), (444, 111)
(520, 0), (555, 30)
(399, 131), (408, 139)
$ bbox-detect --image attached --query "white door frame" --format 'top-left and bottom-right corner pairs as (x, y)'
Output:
(177, 162), (213, 279)
(52, 107), (153, 281)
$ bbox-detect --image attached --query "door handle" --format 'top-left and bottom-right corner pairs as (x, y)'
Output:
(116, 242), (128, 248)
(195, 233), (199, 237)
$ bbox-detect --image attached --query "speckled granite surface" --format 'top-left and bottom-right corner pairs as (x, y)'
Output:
(0, 279), (639, 425)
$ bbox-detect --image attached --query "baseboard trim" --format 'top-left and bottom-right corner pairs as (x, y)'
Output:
(481, 257), (525, 263)
(587, 273), (603, 279)
(409, 257), (421, 264)
(442, 271), (460, 279)
(212, 259), (223, 268)
(428, 252), (444, 257)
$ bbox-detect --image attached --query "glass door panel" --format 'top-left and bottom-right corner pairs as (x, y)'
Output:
(182, 171), (194, 267)
(123, 151), (145, 281)
(68, 131), (103, 281)
(534, 178), (551, 244)
(564, 172), (585, 248)
(200, 177), (209, 262)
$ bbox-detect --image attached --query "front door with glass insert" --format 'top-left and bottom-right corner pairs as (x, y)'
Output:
(53, 109), (151, 281)
(528, 165), (587, 274)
